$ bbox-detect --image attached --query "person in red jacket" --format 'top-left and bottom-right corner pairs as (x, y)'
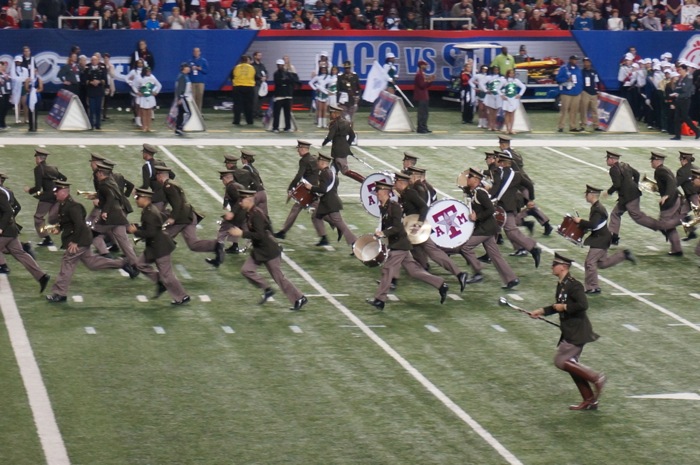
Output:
(320, 10), (342, 29)
(413, 59), (434, 134)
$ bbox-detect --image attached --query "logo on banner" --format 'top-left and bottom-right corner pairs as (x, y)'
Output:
(678, 35), (700, 66)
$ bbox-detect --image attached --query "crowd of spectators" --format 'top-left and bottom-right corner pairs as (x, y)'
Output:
(3, 0), (700, 31)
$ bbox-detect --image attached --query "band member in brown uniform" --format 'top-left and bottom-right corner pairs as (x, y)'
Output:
(367, 181), (449, 311)
(401, 152), (419, 174)
(24, 147), (67, 247)
(217, 169), (246, 254)
(690, 168), (700, 258)
(322, 105), (364, 183)
(645, 153), (684, 256)
(155, 166), (225, 267)
(337, 60), (360, 123)
(573, 185), (636, 294)
(304, 153), (357, 248)
(128, 188), (190, 305)
(46, 180), (137, 302)
(490, 152), (541, 267)
(529, 253), (606, 411)
(605, 151), (652, 245)
(240, 149), (268, 217)
(393, 171), (468, 291)
(274, 140), (327, 241)
(229, 189), (308, 311)
(0, 172), (50, 292)
(140, 143), (170, 212)
(677, 152), (699, 240)
(458, 168), (519, 288)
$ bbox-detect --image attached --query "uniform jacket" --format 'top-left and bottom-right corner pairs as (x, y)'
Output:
(677, 162), (699, 197)
(380, 200), (412, 251)
(323, 118), (355, 159)
(579, 200), (611, 249)
(162, 180), (198, 224)
(470, 187), (498, 237)
(96, 177), (129, 226)
(544, 273), (599, 346)
(112, 171), (134, 214)
(337, 72), (360, 99)
(243, 206), (281, 263)
(0, 188), (20, 238)
(399, 186), (428, 221)
(654, 164), (679, 211)
(57, 197), (93, 248)
(607, 161), (641, 205)
(243, 163), (264, 191)
(29, 161), (67, 203)
(223, 181), (246, 228)
(233, 168), (258, 191)
(310, 166), (342, 217)
(289, 153), (318, 191)
(491, 167), (533, 213)
(134, 203), (175, 262)
(141, 158), (172, 204)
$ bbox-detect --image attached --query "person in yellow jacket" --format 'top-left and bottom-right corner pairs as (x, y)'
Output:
(230, 55), (256, 126)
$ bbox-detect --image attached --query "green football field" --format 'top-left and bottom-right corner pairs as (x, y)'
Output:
(1, 107), (700, 465)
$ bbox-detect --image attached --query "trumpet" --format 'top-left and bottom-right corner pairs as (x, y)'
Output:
(77, 190), (97, 199)
(31, 189), (43, 199)
(640, 174), (659, 195)
(682, 202), (700, 235)
(40, 223), (60, 234)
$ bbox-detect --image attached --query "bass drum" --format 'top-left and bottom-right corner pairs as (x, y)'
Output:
(557, 215), (584, 246)
(494, 206), (507, 228)
(352, 234), (387, 267)
(360, 173), (397, 218)
(426, 199), (474, 248)
(290, 181), (314, 207)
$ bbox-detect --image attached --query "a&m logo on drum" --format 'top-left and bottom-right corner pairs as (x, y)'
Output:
(360, 173), (397, 218)
(432, 204), (468, 240)
(427, 199), (474, 248)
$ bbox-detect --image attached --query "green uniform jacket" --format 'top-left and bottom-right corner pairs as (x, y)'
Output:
(58, 197), (93, 248)
(380, 200), (412, 251)
(544, 273), (599, 346)
(134, 203), (175, 262)
(579, 201), (611, 249)
(242, 207), (281, 263)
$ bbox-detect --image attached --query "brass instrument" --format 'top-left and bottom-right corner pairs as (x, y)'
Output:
(682, 203), (700, 235)
(31, 189), (43, 199)
(402, 214), (432, 245)
(639, 174), (659, 195)
(77, 190), (97, 199)
(40, 223), (60, 234)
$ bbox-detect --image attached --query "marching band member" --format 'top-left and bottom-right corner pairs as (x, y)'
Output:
(393, 171), (468, 292)
(405, 166), (436, 206)
(572, 185), (636, 295)
(140, 144), (170, 212)
(529, 253), (606, 411)
(677, 152), (698, 240)
(322, 105), (365, 183)
(366, 181), (448, 311)
(217, 169), (245, 254)
(24, 147), (67, 247)
(128, 188), (190, 305)
(303, 153), (356, 248)
(228, 189), (308, 311)
(239, 149), (269, 217)
(458, 168), (519, 288)
(646, 153), (684, 256)
(274, 140), (326, 242)
(690, 168), (700, 259)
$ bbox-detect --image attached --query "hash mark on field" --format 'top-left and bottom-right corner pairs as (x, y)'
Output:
(425, 325), (440, 333)
(118, 269), (129, 277)
(619, 147), (629, 150)
(197, 145), (205, 148)
(467, 146), (476, 150)
(153, 326), (166, 334)
(509, 294), (523, 301)
(428, 146), (438, 150)
(340, 324), (386, 328)
(322, 245), (335, 251)
(275, 145), (283, 149)
(296, 224), (307, 230)
(289, 325), (303, 333)
(387, 294), (399, 301)
(176, 264), (192, 279)
(306, 293), (349, 297)
(72, 296), (83, 303)
(646, 245), (659, 251)
(84, 327), (96, 334)
(199, 295), (211, 302)
(668, 323), (700, 326)
(612, 292), (654, 296)
(348, 224), (358, 230)
(221, 326), (235, 334)
(492, 325), (507, 333)
(690, 293), (700, 300)
(118, 145), (125, 148)
(623, 324), (640, 332)
(655, 147), (667, 150)
(79, 145), (86, 148)
(137, 295), (148, 302)
(448, 294), (462, 301)
(389, 146), (397, 149)
(47, 246), (58, 252)
(581, 147), (590, 150)
(548, 248), (568, 252)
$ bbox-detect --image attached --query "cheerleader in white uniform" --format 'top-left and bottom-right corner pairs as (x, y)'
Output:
(309, 65), (331, 128)
(498, 69), (526, 134)
(327, 66), (338, 108)
(132, 67), (161, 132)
(126, 59), (145, 127)
(482, 66), (503, 131)
(471, 64), (489, 129)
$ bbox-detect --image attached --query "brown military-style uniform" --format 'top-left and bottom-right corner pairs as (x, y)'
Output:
(309, 165), (356, 246)
(278, 152), (326, 237)
(491, 165), (537, 252)
(607, 160), (656, 237)
(322, 117), (356, 175)
(91, 176), (138, 266)
(0, 186), (47, 282)
(28, 160), (66, 239)
(579, 200), (626, 291)
(162, 179), (220, 255)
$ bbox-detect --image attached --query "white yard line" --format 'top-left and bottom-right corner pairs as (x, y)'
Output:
(0, 276), (71, 465)
(161, 146), (525, 465)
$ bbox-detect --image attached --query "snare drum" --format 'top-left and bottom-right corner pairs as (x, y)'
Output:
(360, 173), (398, 218)
(352, 234), (388, 267)
(290, 182), (314, 207)
(494, 206), (507, 229)
(557, 215), (584, 246)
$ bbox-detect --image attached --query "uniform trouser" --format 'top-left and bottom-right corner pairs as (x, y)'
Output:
(241, 255), (303, 304)
(232, 86), (254, 124)
(696, 239), (700, 257)
(681, 193), (699, 216)
(166, 216), (219, 253)
(254, 190), (268, 217)
(279, 200), (326, 236)
(503, 213), (536, 251)
(340, 101), (357, 123)
(0, 236), (46, 280)
(558, 93), (581, 130)
(416, 100), (429, 132)
(136, 253), (187, 301)
(321, 212), (356, 246)
(0, 94), (10, 127)
(459, 235), (517, 284)
(273, 98), (292, 131)
(333, 157), (365, 183)
(609, 197), (657, 235)
(516, 187), (550, 226)
(191, 82), (204, 112)
(554, 340), (600, 402)
(374, 249), (444, 302)
(34, 201), (58, 238)
(217, 219), (246, 243)
(649, 198), (683, 253)
(92, 224), (139, 265)
(50, 246), (125, 296)
(579, 92), (599, 127)
(412, 238), (461, 276)
(584, 247), (625, 291)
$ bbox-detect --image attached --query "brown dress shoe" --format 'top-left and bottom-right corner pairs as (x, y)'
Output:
(569, 400), (598, 411)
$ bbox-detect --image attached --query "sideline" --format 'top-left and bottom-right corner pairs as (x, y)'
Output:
(0, 275), (71, 465)
(158, 145), (525, 465)
(354, 146), (700, 333)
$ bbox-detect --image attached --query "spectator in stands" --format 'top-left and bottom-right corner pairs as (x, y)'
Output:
(114, 7), (131, 28)
(494, 9), (510, 29)
(129, 1), (145, 23)
(161, 0), (178, 20)
(320, 9), (342, 28)
(591, 10), (607, 29)
(574, 10), (594, 29)
(198, 8), (216, 28)
(385, 7), (401, 29)
(145, 10), (161, 29)
(527, 8), (546, 30)
(666, 0), (682, 24)
(450, 0), (473, 29)
(641, 9), (662, 30)
(290, 13), (305, 29)
(365, 0), (382, 22)
(102, 8), (115, 28)
(19, 0), (36, 29)
(309, 15), (322, 28)
(607, 9), (623, 30)
(510, 9), (527, 30)
(279, 0), (296, 22)
(693, 14), (700, 30)
(5, 0), (21, 26)
(350, 7), (369, 28)
(662, 17), (674, 30)
(168, 6), (185, 28)
(402, 10), (418, 29)
(261, 0), (275, 19)
(268, 11), (283, 28)
(37, 0), (64, 28)
(231, 10), (250, 29)
(475, 9), (493, 29)
(626, 12), (642, 30)
(250, 7), (268, 29)
(184, 9), (199, 28)
(87, 0), (104, 20)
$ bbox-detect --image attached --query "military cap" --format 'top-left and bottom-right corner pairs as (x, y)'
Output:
(606, 151), (621, 159)
(394, 172), (411, 182)
(484, 151), (497, 159)
(585, 184), (603, 194)
(374, 181), (394, 191)
(406, 166), (426, 174)
(219, 169), (236, 179)
(134, 187), (153, 197)
(142, 143), (158, 154)
(154, 166), (172, 174)
(90, 152), (106, 162)
(468, 167), (484, 179)
(101, 158), (116, 167)
(343, 60), (352, 67)
(0, 172), (8, 180)
(53, 180), (71, 191)
(329, 104), (343, 113)
(238, 189), (257, 198)
(498, 135), (512, 144)
(95, 162), (113, 172)
(552, 252), (574, 266)
(297, 140), (312, 148)
(691, 168), (700, 178)
(34, 147), (50, 157)
(224, 154), (239, 163)
(497, 151), (513, 160)
(318, 152), (332, 162)
(403, 151), (419, 162)
(240, 149), (256, 160)
(650, 152), (666, 161)
(679, 151), (695, 161)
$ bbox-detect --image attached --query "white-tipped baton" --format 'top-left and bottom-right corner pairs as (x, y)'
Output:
(498, 297), (560, 328)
